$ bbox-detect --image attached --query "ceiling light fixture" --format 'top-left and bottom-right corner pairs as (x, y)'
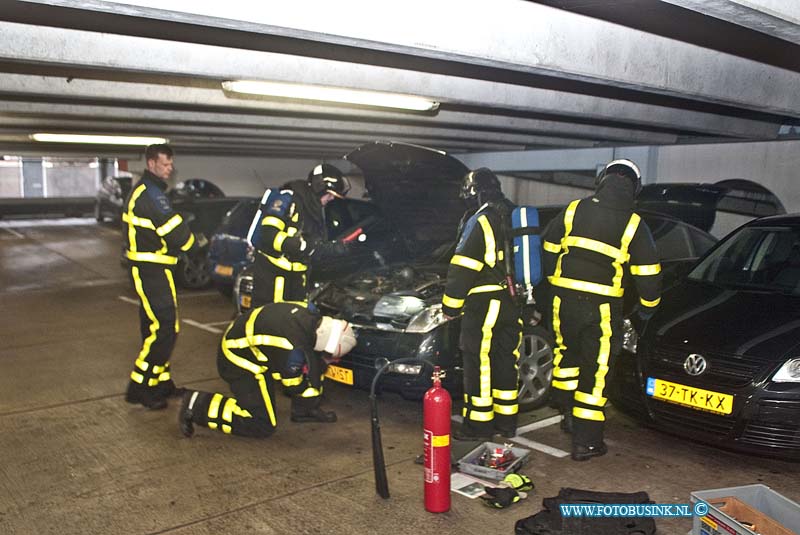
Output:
(222, 80), (439, 112)
(30, 134), (169, 145)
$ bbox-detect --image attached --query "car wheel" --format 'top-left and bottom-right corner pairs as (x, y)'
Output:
(175, 253), (211, 289)
(517, 324), (554, 412)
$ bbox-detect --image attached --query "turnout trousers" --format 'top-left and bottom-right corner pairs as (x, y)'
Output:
(550, 288), (623, 446)
(128, 263), (179, 393)
(251, 254), (307, 308)
(460, 290), (522, 437)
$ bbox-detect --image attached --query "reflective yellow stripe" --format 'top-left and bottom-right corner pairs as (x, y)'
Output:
(157, 370), (170, 381)
(573, 406), (605, 421)
(134, 358), (149, 372)
(223, 345), (266, 374)
(126, 185), (146, 255)
(575, 390), (607, 407)
(468, 410), (494, 422)
(442, 294), (464, 309)
(543, 240), (561, 253)
(156, 214), (183, 236)
(562, 236), (624, 260)
(553, 367), (579, 379)
(151, 364), (165, 374)
(553, 200), (580, 280)
(470, 396), (493, 407)
(479, 299), (500, 399)
(281, 376), (304, 387)
(640, 296), (661, 307)
(131, 266), (161, 364)
(222, 398), (237, 422)
(494, 404), (519, 415)
(274, 275), (285, 303)
(130, 371), (144, 383)
(300, 387), (321, 398)
(180, 233), (194, 252)
(592, 303), (612, 399)
(165, 268), (179, 333)
(613, 213), (640, 290)
(261, 216), (286, 230)
(552, 295), (565, 370)
(274, 232), (288, 252)
(122, 212), (155, 229)
(259, 251), (308, 272)
(256, 374), (277, 427)
(630, 263), (661, 276)
(549, 276), (624, 297)
(477, 214), (497, 267)
(450, 254), (484, 271)
(125, 251), (178, 264)
(208, 394), (224, 419)
(492, 389), (517, 401)
(468, 284), (504, 295)
(552, 379), (578, 390)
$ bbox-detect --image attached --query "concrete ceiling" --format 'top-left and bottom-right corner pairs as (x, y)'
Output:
(0, 0), (799, 160)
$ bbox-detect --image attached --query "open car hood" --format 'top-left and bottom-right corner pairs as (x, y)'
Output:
(345, 141), (469, 258)
(637, 180), (785, 232)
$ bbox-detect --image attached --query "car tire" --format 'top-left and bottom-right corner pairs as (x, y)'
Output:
(517, 324), (554, 412)
(175, 252), (212, 289)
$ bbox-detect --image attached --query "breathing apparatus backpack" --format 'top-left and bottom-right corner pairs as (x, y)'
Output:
(510, 206), (543, 290)
(246, 188), (295, 246)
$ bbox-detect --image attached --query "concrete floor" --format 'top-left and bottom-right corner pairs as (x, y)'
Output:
(0, 218), (798, 535)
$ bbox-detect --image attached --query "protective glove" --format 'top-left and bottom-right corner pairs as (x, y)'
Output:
(481, 487), (526, 509)
(503, 473), (534, 492)
(194, 232), (209, 249)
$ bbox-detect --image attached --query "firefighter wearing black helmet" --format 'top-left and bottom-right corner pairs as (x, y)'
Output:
(442, 168), (523, 440)
(251, 163), (350, 306)
(542, 159), (662, 461)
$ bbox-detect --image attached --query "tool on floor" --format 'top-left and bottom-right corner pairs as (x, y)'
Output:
(423, 366), (451, 513)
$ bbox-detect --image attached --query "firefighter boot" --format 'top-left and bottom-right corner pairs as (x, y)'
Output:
(571, 442), (608, 461)
(125, 381), (167, 410)
(157, 379), (186, 399)
(178, 390), (213, 437)
(178, 391), (195, 437)
(561, 412), (574, 434)
(290, 398), (337, 423)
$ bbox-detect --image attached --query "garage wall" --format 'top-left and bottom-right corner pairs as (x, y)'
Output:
(498, 175), (589, 207)
(0, 162), (21, 197)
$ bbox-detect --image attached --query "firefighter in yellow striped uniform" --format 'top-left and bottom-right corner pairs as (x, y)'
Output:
(123, 144), (204, 410)
(251, 164), (350, 307)
(542, 159), (662, 461)
(178, 302), (356, 438)
(442, 168), (523, 441)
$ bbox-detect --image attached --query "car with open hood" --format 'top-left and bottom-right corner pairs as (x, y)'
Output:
(608, 213), (800, 459)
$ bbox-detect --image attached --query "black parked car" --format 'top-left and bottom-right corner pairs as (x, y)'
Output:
(609, 214), (800, 459)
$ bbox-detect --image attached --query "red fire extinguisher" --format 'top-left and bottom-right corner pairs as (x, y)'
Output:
(423, 366), (451, 513)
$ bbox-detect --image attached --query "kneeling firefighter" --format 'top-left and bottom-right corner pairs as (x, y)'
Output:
(542, 159), (662, 461)
(178, 302), (357, 438)
(442, 168), (523, 440)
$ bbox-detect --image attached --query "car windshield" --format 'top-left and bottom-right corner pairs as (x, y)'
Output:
(687, 224), (800, 295)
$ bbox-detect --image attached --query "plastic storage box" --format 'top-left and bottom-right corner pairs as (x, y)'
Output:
(457, 441), (531, 481)
(690, 484), (800, 535)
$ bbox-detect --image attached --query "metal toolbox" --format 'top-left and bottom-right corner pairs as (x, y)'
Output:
(456, 441), (531, 481)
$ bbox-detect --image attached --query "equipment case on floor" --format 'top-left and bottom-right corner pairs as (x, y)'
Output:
(690, 484), (800, 535)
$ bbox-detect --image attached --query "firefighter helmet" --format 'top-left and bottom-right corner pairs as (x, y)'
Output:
(461, 167), (501, 200)
(314, 316), (357, 359)
(308, 164), (350, 199)
(596, 158), (642, 196)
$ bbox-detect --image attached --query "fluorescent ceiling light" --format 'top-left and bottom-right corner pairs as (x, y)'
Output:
(30, 134), (169, 145)
(222, 80), (439, 112)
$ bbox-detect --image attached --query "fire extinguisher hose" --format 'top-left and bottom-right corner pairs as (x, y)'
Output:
(370, 357), (433, 499)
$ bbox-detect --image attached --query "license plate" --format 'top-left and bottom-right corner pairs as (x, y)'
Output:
(214, 264), (233, 277)
(325, 364), (353, 385)
(646, 377), (733, 415)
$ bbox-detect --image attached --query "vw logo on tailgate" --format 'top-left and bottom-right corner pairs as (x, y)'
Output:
(684, 354), (708, 376)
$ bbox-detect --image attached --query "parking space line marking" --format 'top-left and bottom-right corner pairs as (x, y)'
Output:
(516, 414), (563, 434)
(450, 413), (568, 457)
(1, 227), (24, 238)
(183, 319), (223, 334)
(206, 320), (232, 326)
(509, 435), (570, 458)
(118, 295), (139, 305)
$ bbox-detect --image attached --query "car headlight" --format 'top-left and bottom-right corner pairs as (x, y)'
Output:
(406, 304), (450, 333)
(772, 358), (800, 382)
(622, 318), (638, 354)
